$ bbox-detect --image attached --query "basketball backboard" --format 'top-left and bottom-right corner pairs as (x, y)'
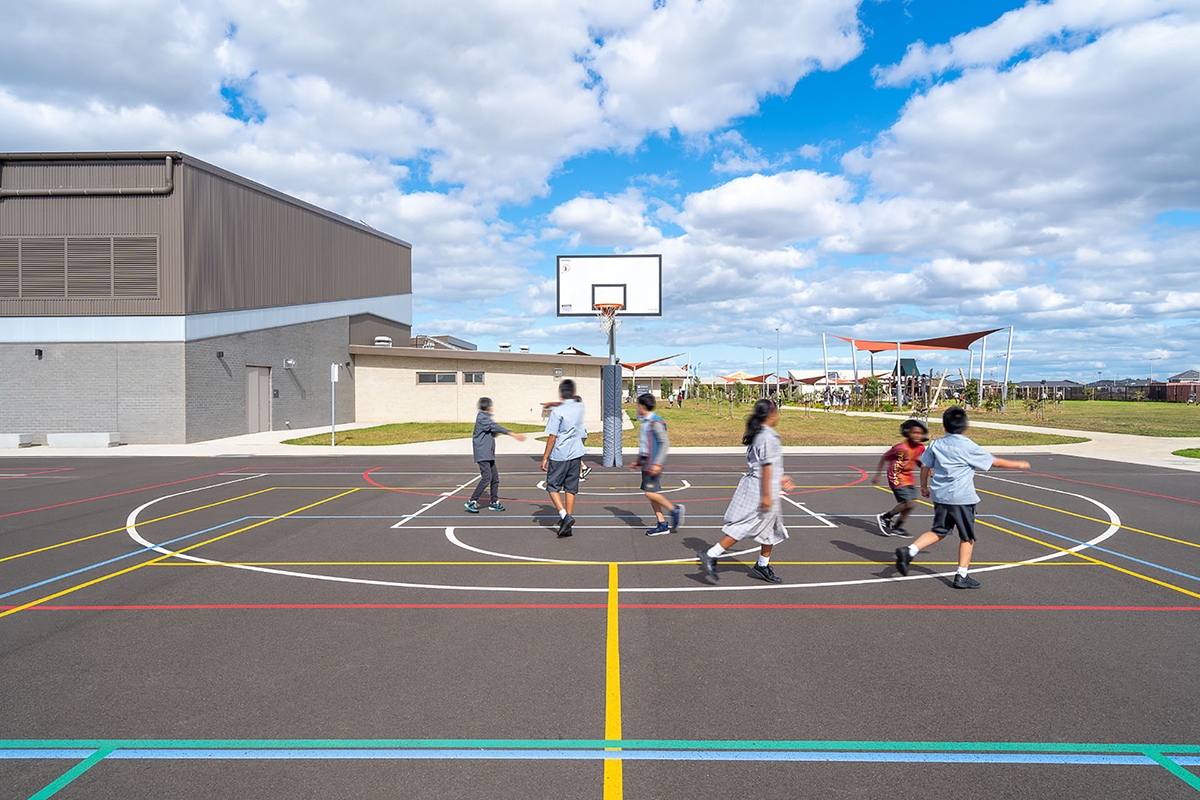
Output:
(556, 254), (662, 317)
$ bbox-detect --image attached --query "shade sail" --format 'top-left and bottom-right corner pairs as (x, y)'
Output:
(621, 353), (685, 371)
(835, 328), (1003, 353)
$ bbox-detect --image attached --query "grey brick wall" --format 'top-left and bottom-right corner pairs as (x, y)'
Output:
(184, 316), (354, 442)
(0, 342), (185, 444)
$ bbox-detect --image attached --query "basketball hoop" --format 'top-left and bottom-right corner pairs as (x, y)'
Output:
(595, 302), (623, 335)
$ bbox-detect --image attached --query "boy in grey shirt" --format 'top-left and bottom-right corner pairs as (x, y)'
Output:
(465, 397), (526, 513)
(541, 379), (586, 537)
(894, 407), (1029, 589)
(633, 393), (684, 536)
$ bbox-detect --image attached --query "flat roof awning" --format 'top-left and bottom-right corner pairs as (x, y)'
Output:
(835, 328), (1003, 353)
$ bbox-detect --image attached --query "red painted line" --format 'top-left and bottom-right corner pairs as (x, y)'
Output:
(0, 470), (247, 519)
(363, 465), (869, 504)
(2, 603), (608, 610)
(1024, 470), (1199, 505)
(0, 467), (74, 480)
(621, 604), (1200, 610)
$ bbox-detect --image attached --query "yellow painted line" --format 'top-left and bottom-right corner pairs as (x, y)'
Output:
(0, 490), (360, 620)
(979, 489), (1200, 550)
(0, 489), (275, 564)
(974, 518), (1200, 600)
(147, 560), (1100, 567)
(604, 562), (622, 799)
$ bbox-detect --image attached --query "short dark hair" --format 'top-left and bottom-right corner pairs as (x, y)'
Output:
(942, 406), (969, 434)
(900, 419), (927, 437)
(559, 379), (576, 399)
(478, 397), (492, 411)
(637, 393), (656, 411)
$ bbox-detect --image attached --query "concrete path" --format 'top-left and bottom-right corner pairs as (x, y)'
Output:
(2, 412), (1198, 472)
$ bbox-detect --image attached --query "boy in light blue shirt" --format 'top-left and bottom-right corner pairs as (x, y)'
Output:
(894, 407), (1029, 589)
(541, 379), (586, 537)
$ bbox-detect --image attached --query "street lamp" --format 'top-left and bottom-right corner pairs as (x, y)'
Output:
(755, 347), (767, 398)
(775, 327), (780, 398)
(1149, 356), (1161, 384)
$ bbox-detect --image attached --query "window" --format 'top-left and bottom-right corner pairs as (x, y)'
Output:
(463, 372), (484, 384)
(417, 372), (457, 385)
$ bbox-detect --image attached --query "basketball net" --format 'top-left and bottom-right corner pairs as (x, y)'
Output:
(595, 303), (623, 335)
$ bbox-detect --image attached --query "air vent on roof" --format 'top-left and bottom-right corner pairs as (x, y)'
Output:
(499, 343), (511, 352)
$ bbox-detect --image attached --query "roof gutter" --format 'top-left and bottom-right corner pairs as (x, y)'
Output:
(0, 153), (177, 198)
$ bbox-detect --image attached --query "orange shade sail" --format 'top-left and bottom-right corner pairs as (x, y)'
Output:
(835, 328), (1003, 353)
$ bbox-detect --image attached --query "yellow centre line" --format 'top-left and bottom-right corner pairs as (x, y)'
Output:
(604, 562), (622, 799)
(0, 489), (360, 620)
(0, 489), (274, 564)
(979, 488), (1200, 550)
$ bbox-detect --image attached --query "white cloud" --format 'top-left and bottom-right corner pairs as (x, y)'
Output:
(546, 189), (663, 247)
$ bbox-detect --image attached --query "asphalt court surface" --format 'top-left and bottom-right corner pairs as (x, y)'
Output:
(1, 454), (1198, 798)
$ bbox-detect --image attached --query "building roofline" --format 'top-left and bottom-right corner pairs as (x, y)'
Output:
(0, 151), (412, 249)
(350, 344), (607, 366)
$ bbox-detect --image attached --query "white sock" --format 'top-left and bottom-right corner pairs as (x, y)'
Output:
(559, 509), (567, 519)
(906, 544), (919, 557)
(706, 544), (726, 558)
(756, 555), (770, 567)
(956, 566), (969, 577)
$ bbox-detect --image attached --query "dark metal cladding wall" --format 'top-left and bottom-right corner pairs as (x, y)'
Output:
(182, 163), (411, 314)
(0, 159), (185, 315)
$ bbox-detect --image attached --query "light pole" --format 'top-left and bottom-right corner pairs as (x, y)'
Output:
(775, 327), (780, 399)
(1149, 356), (1160, 384)
(756, 347), (766, 399)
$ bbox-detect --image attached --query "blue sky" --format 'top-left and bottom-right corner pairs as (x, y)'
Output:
(3, 0), (1198, 382)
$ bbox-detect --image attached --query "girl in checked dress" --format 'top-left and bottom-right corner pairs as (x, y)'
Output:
(697, 399), (795, 583)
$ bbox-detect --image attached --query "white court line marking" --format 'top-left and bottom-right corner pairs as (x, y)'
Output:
(390, 476), (481, 528)
(444, 527), (761, 564)
(781, 495), (838, 528)
(535, 479), (692, 495)
(126, 475), (1120, 594)
(394, 524), (831, 530)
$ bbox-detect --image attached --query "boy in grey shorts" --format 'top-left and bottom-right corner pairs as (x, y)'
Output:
(541, 379), (586, 538)
(894, 407), (1029, 589)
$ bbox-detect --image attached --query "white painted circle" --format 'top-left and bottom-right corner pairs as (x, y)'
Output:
(125, 474), (1124, 594)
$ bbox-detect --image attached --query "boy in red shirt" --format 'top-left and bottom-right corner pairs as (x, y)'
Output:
(873, 419), (928, 537)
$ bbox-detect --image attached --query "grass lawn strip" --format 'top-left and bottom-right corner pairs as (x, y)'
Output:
(1172, 448), (1200, 459)
(966, 400), (1200, 437)
(283, 422), (544, 446)
(622, 405), (1086, 448)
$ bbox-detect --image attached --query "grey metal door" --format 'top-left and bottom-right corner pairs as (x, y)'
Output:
(246, 366), (271, 433)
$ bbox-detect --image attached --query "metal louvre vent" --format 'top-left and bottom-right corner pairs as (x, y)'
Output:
(20, 238), (66, 297)
(0, 236), (158, 299)
(0, 239), (17, 298)
(112, 236), (158, 297)
(67, 237), (113, 297)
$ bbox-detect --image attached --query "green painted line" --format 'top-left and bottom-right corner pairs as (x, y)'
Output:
(1144, 750), (1200, 793)
(2, 739), (1199, 754)
(27, 747), (113, 800)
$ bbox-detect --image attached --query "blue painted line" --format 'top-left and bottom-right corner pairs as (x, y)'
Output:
(0, 519), (246, 601)
(0, 750), (95, 759)
(998, 516), (1200, 584)
(13, 749), (1175, 764)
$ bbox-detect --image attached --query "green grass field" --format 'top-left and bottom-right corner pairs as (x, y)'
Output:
(963, 400), (1200, 437)
(1172, 448), (1200, 459)
(282, 421), (545, 446)
(623, 404), (1085, 448)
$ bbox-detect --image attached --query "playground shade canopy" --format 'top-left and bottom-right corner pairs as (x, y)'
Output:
(835, 328), (1003, 353)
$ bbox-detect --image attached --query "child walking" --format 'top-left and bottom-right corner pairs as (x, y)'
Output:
(872, 419), (928, 536)
(697, 399), (795, 582)
(465, 397), (526, 513)
(894, 407), (1030, 589)
(541, 379), (587, 537)
(633, 393), (684, 536)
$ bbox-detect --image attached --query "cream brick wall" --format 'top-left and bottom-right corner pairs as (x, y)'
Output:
(355, 353), (603, 426)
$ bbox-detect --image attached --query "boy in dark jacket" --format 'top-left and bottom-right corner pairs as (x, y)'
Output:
(633, 393), (684, 536)
(465, 397), (526, 513)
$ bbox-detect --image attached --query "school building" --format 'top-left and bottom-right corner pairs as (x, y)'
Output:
(0, 151), (412, 444)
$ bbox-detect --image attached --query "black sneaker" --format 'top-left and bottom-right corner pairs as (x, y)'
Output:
(669, 503), (685, 532)
(580, 464), (592, 480)
(464, 500), (480, 514)
(696, 549), (718, 580)
(557, 514), (575, 538)
(952, 574), (981, 589)
(876, 513), (893, 535)
(895, 547), (913, 576)
(488, 501), (506, 512)
(890, 524), (911, 538)
(645, 521), (670, 536)
(749, 563), (782, 583)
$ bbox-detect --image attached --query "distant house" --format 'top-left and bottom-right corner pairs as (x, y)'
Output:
(557, 346), (592, 356)
(1169, 369), (1199, 383)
